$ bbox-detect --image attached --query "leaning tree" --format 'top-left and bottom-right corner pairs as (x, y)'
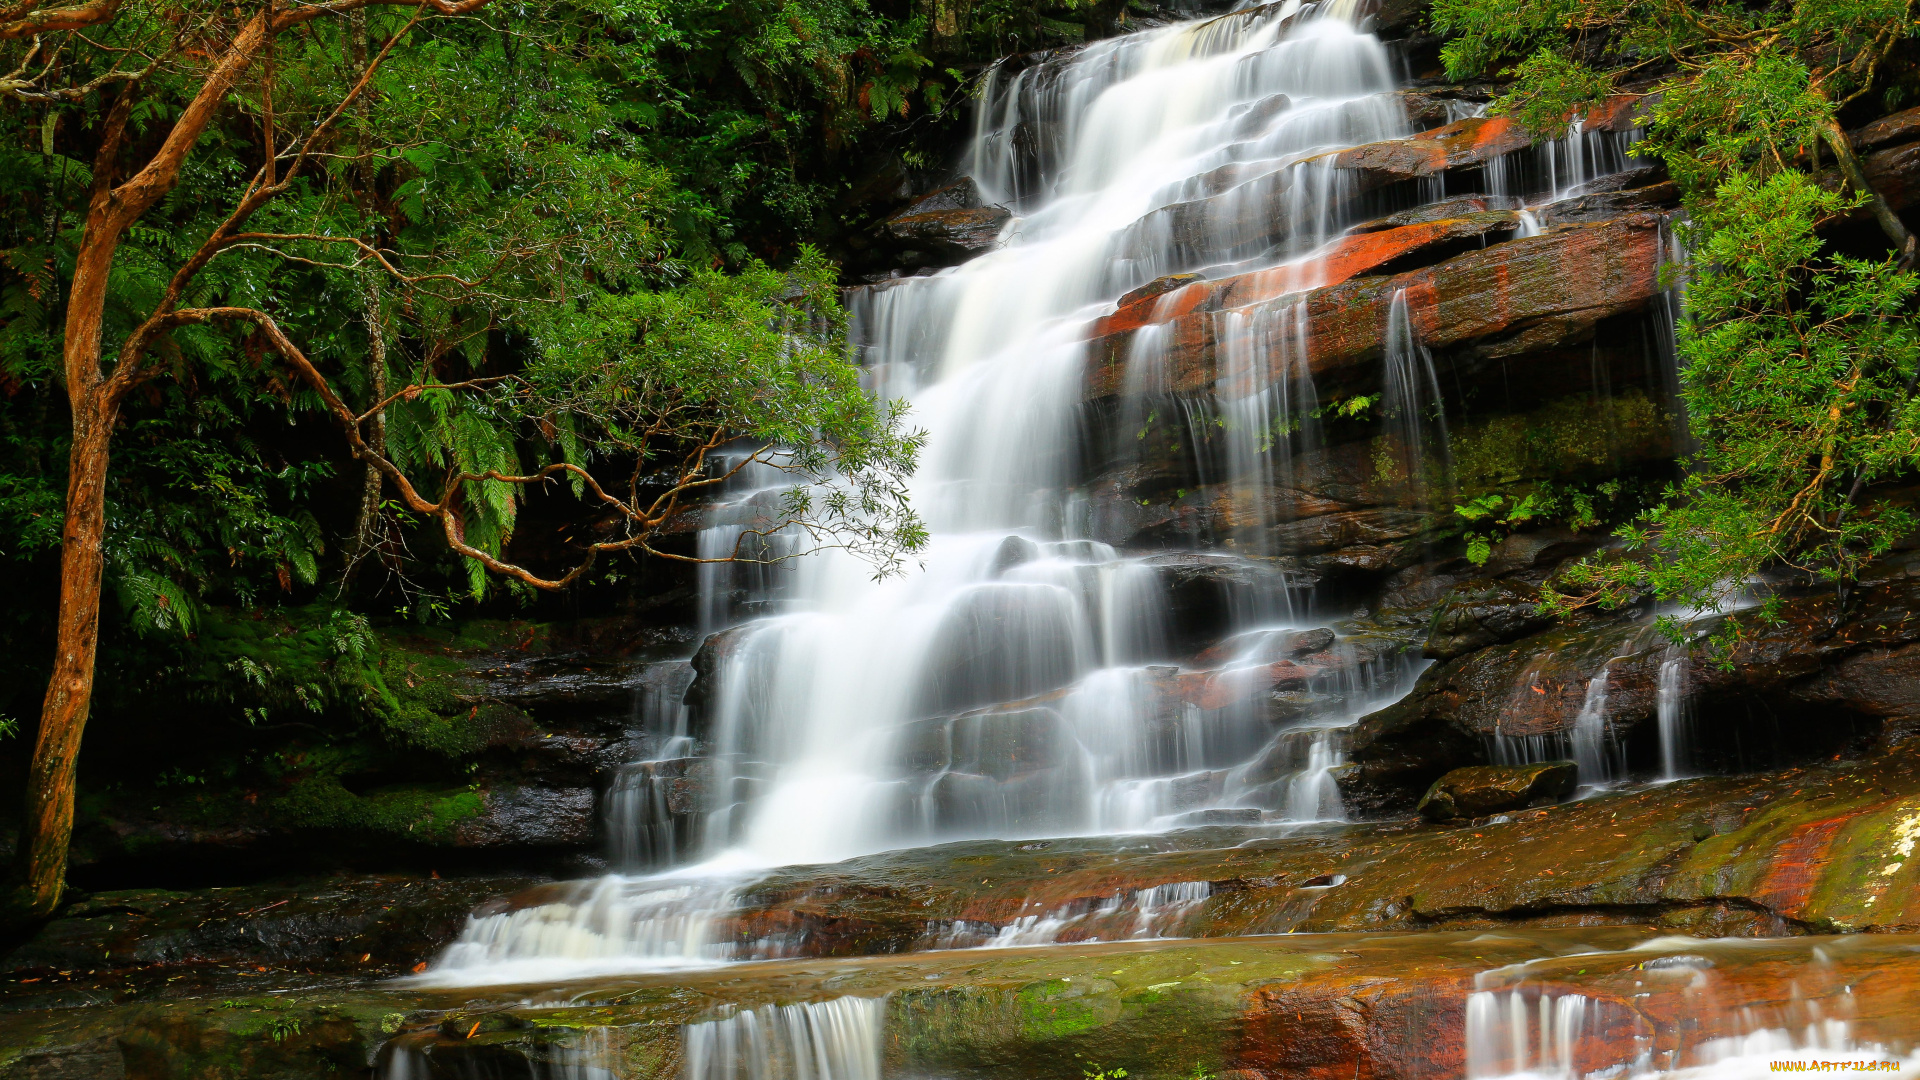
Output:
(0, 0), (923, 921)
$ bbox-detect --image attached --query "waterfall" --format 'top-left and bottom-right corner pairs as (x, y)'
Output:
(924, 879), (1213, 948)
(426, 0), (1652, 984)
(1658, 644), (1692, 779)
(684, 997), (885, 1080)
(1380, 286), (1450, 504)
(1569, 666), (1620, 785)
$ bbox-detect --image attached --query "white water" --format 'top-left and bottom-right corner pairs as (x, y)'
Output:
(424, 0), (1661, 985)
(685, 997), (885, 1080)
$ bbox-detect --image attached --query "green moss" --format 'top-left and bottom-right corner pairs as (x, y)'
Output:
(1017, 979), (1113, 1041)
(1451, 389), (1670, 493)
(269, 778), (484, 841)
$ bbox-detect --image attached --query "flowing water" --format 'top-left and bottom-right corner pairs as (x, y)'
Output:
(426, 0), (1660, 986)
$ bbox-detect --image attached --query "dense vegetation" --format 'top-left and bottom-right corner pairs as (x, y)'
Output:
(0, 0), (1147, 920)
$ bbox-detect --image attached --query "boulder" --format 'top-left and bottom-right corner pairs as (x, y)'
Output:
(1416, 761), (1577, 820)
(1143, 553), (1293, 653)
(683, 622), (758, 719)
(882, 179), (1011, 263)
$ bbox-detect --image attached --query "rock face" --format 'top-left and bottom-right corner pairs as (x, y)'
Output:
(1416, 761), (1576, 819)
(1086, 211), (1669, 399)
(1340, 564), (1920, 814)
(0, 875), (536, 982)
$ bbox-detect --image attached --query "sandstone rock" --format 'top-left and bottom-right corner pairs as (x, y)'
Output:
(683, 622), (757, 719)
(1087, 213), (1666, 400)
(1423, 578), (1552, 660)
(1091, 210), (1524, 342)
(1416, 761), (1576, 819)
(1535, 180), (1679, 226)
(1343, 567), (1920, 813)
(898, 176), (987, 215)
(1332, 114), (1533, 181)
(1143, 552), (1293, 653)
(1347, 194), (1523, 232)
(1230, 92), (1292, 137)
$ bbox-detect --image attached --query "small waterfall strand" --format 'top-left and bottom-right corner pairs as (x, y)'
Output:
(684, 997), (885, 1080)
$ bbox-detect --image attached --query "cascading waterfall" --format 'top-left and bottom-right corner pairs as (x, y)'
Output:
(426, 0), (1658, 985)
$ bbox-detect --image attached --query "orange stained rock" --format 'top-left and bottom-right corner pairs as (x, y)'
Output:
(1087, 213), (1515, 341)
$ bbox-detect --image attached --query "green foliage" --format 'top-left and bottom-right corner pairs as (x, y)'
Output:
(1551, 171), (1920, 634)
(269, 778), (485, 841)
(1432, 0), (1915, 182)
(1433, 0), (1920, 631)
(521, 248), (927, 575)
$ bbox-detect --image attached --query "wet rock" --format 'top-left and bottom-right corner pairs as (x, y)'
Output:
(1865, 139), (1920, 212)
(1394, 85), (1498, 129)
(1423, 579), (1552, 660)
(1344, 568), (1920, 813)
(1855, 105), (1920, 151)
(1142, 553), (1292, 654)
(988, 534), (1041, 575)
(1091, 211), (1522, 341)
(592, 742), (1920, 955)
(1266, 507), (1434, 556)
(1088, 213), (1667, 400)
(915, 581), (1091, 715)
(450, 785), (596, 848)
(883, 183), (1012, 264)
(1, 875), (537, 980)
(1333, 114), (1533, 181)
(11, 928), (1920, 1080)
(683, 622), (757, 719)
(1347, 193), (1523, 232)
(1196, 626), (1336, 665)
(1416, 761), (1576, 819)
(897, 177), (987, 215)
(1534, 181), (1679, 227)
(1563, 163), (1665, 195)
(1230, 92), (1292, 136)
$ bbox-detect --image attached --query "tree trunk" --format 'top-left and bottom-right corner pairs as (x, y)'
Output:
(7, 107), (129, 921)
(1822, 117), (1916, 260)
(342, 275), (388, 587)
(11, 390), (115, 919)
